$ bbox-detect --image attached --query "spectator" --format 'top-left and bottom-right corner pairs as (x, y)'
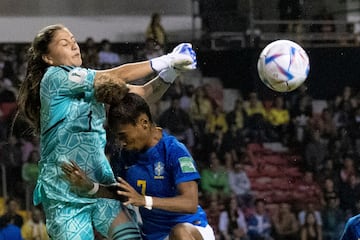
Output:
(295, 171), (322, 207)
(348, 106), (360, 154)
(313, 108), (337, 141)
(265, 95), (290, 142)
(288, 85), (312, 145)
(221, 125), (245, 159)
(97, 39), (121, 69)
(20, 135), (39, 166)
(0, 72), (17, 141)
(317, 158), (339, 185)
(0, 47), (15, 81)
(244, 92), (269, 142)
(333, 127), (355, 159)
(14, 45), (29, 85)
(228, 159), (252, 207)
(320, 178), (339, 207)
(0, 135), (23, 198)
(321, 197), (345, 240)
(247, 199), (272, 240)
(81, 37), (99, 69)
(21, 206), (49, 240)
(206, 105), (228, 135)
(203, 196), (222, 240)
(200, 151), (230, 200)
(271, 202), (299, 240)
(21, 150), (40, 186)
(140, 38), (165, 60)
(0, 214), (23, 240)
(179, 84), (195, 112)
(22, 149), (40, 211)
(158, 96), (195, 151)
(298, 202), (322, 227)
(226, 97), (248, 137)
(300, 212), (322, 240)
(218, 196), (248, 240)
(0, 198), (24, 228)
(189, 86), (213, 152)
(333, 86), (356, 129)
(145, 13), (167, 52)
(339, 156), (357, 185)
(334, 86), (355, 111)
(339, 174), (360, 215)
(303, 129), (328, 173)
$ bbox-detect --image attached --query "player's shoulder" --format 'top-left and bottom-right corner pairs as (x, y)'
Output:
(161, 131), (181, 148)
(44, 66), (91, 84)
(43, 66), (74, 80)
(347, 214), (360, 227)
(160, 131), (191, 156)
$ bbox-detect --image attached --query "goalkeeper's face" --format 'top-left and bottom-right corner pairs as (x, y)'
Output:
(42, 28), (82, 67)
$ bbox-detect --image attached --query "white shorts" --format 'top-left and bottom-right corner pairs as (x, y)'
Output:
(196, 224), (216, 240)
(164, 224), (215, 240)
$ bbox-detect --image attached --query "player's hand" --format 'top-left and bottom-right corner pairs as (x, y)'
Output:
(150, 43), (197, 72)
(61, 160), (94, 194)
(116, 177), (147, 208)
(170, 43), (197, 71)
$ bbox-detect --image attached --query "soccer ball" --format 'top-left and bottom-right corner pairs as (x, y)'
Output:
(257, 39), (310, 92)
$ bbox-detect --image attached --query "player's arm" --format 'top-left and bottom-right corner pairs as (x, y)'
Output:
(93, 69), (174, 105)
(95, 43), (195, 83)
(61, 160), (126, 201)
(117, 177), (199, 213)
(127, 69), (176, 104)
(93, 43), (196, 104)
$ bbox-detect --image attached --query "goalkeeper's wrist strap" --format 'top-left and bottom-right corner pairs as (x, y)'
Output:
(159, 68), (178, 84)
(88, 182), (99, 195)
(144, 196), (153, 210)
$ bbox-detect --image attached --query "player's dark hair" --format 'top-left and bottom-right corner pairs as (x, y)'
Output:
(108, 93), (153, 128)
(16, 24), (65, 134)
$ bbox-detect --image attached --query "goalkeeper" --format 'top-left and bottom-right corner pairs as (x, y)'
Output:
(16, 24), (196, 240)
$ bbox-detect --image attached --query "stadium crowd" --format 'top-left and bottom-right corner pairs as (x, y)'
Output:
(0, 38), (359, 240)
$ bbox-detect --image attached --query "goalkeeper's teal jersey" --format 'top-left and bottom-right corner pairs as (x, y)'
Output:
(34, 66), (116, 205)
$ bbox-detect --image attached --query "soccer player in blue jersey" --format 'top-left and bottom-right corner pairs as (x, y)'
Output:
(62, 92), (215, 240)
(16, 24), (196, 240)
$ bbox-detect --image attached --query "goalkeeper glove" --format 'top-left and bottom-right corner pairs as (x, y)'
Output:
(150, 43), (197, 72)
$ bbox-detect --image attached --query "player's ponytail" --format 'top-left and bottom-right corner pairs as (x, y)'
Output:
(16, 24), (64, 134)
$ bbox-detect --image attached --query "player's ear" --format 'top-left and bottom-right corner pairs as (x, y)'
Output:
(42, 54), (53, 65)
(139, 117), (149, 129)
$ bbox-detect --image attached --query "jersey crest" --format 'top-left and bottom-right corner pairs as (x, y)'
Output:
(68, 68), (88, 84)
(154, 161), (165, 179)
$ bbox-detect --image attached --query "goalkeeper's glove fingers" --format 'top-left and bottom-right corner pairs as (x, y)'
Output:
(150, 43), (197, 72)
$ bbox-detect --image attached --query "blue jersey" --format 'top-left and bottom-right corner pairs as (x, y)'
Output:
(341, 214), (360, 240)
(119, 131), (209, 240)
(34, 66), (116, 205)
(0, 224), (23, 240)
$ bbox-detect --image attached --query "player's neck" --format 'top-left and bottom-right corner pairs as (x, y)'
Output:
(149, 126), (163, 147)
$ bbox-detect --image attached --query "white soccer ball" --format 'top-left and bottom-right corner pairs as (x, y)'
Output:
(257, 39), (310, 92)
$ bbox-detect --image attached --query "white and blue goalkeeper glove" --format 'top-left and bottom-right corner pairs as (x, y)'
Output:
(150, 43), (197, 72)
